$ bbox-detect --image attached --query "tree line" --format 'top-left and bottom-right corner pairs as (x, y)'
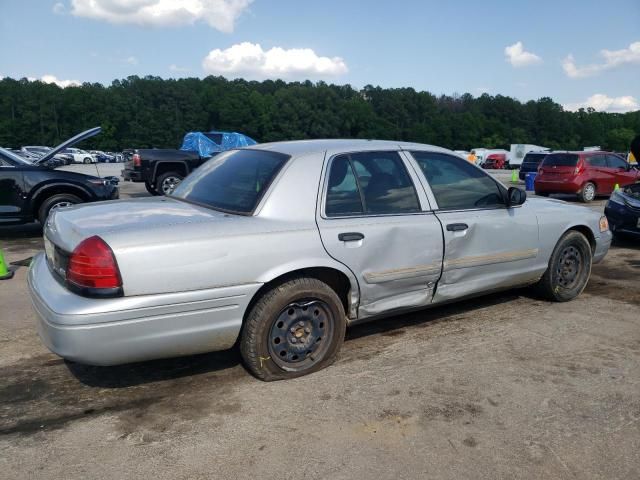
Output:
(0, 75), (638, 153)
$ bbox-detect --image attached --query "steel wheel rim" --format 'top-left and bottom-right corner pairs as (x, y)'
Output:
(161, 176), (181, 195)
(556, 244), (584, 289)
(268, 299), (334, 371)
(584, 184), (595, 201)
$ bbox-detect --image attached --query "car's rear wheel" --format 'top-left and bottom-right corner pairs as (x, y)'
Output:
(157, 172), (183, 195)
(535, 230), (592, 302)
(579, 182), (596, 203)
(144, 181), (160, 196)
(240, 277), (346, 381)
(38, 194), (82, 224)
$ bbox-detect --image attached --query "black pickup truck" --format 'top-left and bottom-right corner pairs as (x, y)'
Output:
(121, 149), (205, 195)
(122, 131), (257, 195)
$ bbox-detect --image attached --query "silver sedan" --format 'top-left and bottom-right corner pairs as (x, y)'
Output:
(28, 140), (612, 380)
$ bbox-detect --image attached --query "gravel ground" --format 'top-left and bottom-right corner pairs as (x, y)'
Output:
(0, 166), (638, 479)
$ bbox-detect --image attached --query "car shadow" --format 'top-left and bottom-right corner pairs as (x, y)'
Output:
(68, 288), (530, 389)
(66, 348), (243, 388)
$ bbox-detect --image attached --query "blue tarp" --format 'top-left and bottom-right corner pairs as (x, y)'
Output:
(180, 131), (257, 158)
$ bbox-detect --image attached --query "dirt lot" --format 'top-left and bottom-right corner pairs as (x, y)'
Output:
(1, 171), (639, 479)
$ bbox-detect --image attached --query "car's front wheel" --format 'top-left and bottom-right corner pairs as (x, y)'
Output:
(38, 193), (82, 224)
(535, 230), (592, 302)
(240, 277), (347, 381)
(83, 157), (92, 164)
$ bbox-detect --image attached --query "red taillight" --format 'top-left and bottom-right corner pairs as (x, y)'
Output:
(67, 236), (122, 290)
(132, 153), (141, 167)
(575, 159), (584, 174)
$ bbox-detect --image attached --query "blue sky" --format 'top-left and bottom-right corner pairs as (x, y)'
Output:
(1, 0), (639, 112)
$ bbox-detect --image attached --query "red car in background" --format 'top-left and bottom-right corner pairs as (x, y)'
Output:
(534, 151), (640, 202)
(482, 153), (507, 169)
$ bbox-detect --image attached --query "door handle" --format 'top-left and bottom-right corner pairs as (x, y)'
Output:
(446, 223), (468, 232)
(338, 232), (365, 242)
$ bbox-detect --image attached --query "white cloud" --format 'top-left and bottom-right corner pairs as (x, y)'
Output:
(563, 94), (639, 113)
(70, 0), (252, 33)
(504, 41), (542, 67)
(202, 42), (348, 80)
(563, 41), (640, 78)
(169, 64), (190, 73)
(53, 2), (65, 14)
(40, 75), (82, 88)
(123, 55), (138, 65)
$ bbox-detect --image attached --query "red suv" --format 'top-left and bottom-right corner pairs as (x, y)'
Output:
(534, 151), (640, 202)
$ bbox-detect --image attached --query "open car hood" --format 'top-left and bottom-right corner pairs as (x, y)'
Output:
(34, 126), (101, 165)
(621, 183), (640, 206)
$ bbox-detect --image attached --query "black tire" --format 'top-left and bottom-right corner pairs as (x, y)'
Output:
(240, 277), (347, 381)
(578, 182), (596, 203)
(535, 230), (592, 302)
(144, 181), (160, 196)
(535, 192), (549, 197)
(83, 157), (92, 164)
(38, 193), (83, 224)
(156, 171), (183, 196)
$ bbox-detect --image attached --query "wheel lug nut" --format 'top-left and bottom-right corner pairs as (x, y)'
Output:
(290, 327), (296, 333)
(291, 338), (297, 343)
(298, 321), (304, 327)
(304, 327), (311, 333)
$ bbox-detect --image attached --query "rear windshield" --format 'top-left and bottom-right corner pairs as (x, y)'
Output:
(172, 149), (289, 214)
(522, 153), (547, 164)
(542, 153), (579, 167)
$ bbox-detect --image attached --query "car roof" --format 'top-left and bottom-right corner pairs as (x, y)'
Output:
(246, 139), (451, 156)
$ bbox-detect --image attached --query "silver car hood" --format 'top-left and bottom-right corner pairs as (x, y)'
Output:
(46, 197), (233, 252)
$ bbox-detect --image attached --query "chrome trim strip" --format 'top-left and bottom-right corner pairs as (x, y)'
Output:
(363, 263), (442, 284)
(443, 248), (539, 271)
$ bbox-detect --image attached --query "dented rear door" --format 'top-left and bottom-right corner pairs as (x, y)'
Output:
(316, 150), (444, 318)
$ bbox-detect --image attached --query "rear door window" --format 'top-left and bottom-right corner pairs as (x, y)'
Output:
(325, 151), (421, 217)
(586, 155), (607, 167)
(411, 151), (504, 210)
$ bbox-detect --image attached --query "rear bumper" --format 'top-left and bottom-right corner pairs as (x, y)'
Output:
(28, 253), (262, 366)
(121, 168), (143, 182)
(534, 177), (581, 194)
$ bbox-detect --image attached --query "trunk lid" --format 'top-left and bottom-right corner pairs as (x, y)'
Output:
(45, 197), (232, 253)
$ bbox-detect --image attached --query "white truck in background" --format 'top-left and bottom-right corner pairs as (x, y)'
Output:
(508, 144), (549, 168)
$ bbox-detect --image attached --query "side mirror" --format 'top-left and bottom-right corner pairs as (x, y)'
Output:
(507, 187), (526, 207)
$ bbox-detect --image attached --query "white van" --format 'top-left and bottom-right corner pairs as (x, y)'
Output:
(508, 144), (549, 167)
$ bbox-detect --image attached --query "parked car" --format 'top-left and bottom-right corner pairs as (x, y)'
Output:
(0, 127), (118, 225)
(89, 150), (116, 163)
(482, 153), (507, 169)
(122, 131), (256, 195)
(605, 182), (640, 238)
(29, 139), (611, 380)
(20, 146), (72, 165)
(535, 151), (640, 202)
(62, 147), (97, 164)
(518, 151), (548, 181)
(472, 148), (509, 167)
